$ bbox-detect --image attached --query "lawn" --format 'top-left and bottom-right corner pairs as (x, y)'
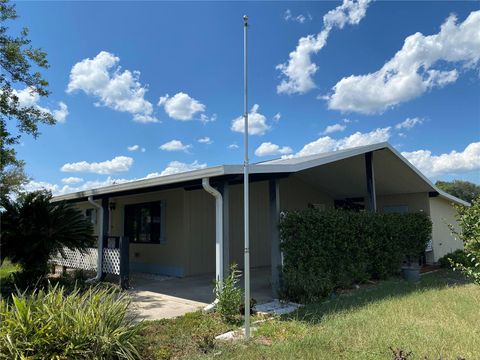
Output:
(140, 270), (480, 360)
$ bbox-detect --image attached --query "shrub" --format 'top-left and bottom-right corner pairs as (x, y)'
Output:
(0, 190), (95, 285)
(280, 209), (432, 302)
(438, 250), (471, 268)
(448, 196), (480, 284)
(215, 263), (243, 323)
(0, 285), (140, 359)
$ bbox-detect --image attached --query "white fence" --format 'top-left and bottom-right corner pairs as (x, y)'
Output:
(50, 247), (121, 275)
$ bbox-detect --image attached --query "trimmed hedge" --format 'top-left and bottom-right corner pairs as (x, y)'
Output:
(280, 209), (432, 302)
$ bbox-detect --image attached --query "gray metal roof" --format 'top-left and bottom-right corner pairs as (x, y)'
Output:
(52, 142), (469, 206)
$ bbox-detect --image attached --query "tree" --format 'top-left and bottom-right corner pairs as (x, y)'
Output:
(0, 0), (55, 200)
(448, 196), (480, 284)
(435, 180), (480, 204)
(0, 191), (95, 284)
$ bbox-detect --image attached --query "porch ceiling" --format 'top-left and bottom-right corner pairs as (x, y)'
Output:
(294, 148), (434, 199)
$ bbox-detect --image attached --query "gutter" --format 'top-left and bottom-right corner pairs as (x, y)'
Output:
(87, 196), (104, 282)
(202, 178), (224, 312)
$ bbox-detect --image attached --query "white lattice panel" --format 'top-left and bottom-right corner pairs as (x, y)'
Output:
(50, 248), (97, 271)
(103, 248), (121, 275)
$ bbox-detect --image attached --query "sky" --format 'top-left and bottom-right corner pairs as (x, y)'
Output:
(8, 0), (480, 195)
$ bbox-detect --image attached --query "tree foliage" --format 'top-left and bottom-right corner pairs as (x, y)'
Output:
(0, 0), (55, 199)
(449, 196), (480, 284)
(435, 180), (480, 204)
(0, 191), (95, 284)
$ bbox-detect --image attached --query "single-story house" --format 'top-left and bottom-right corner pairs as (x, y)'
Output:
(52, 142), (467, 293)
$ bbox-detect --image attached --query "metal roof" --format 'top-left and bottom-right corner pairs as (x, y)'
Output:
(52, 142), (469, 206)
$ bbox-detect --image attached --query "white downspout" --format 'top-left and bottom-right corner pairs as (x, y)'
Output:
(87, 196), (104, 282)
(202, 178), (223, 312)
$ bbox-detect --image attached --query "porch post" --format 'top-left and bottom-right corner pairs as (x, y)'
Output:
(269, 178), (281, 297)
(365, 152), (377, 212)
(220, 182), (230, 276)
(119, 236), (130, 289)
(102, 197), (110, 245)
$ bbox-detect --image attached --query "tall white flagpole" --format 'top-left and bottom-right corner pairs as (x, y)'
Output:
(243, 14), (250, 340)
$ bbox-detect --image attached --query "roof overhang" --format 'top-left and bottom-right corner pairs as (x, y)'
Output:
(51, 142), (469, 207)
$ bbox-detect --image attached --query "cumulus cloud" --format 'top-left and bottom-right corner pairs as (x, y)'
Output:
(294, 127), (391, 157)
(231, 104), (271, 135)
(67, 51), (158, 123)
(255, 142), (293, 157)
(61, 177), (83, 184)
(61, 156), (133, 174)
(198, 136), (213, 144)
(13, 87), (69, 123)
(322, 123), (347, 134)
(228, 143), (239, 150)
(25, 177), (132, 196)
(200, 113), (217, 124)
(273, 113), (281, 122)
(150, 160), (207, 177)
(395, 117), (424, 130)
(127, 145), (140, 151)
(284, 9), (312, 24)
(158, 92), (206, 121)
(277, 0), (371, 94)
(159, 140), (191, 152)
(402, 142), (480, 177)
(327, 11), (480, 113)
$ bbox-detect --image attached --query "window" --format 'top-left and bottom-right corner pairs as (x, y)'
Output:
(124, 201), (166, 244)
(85, 208), (97, 225)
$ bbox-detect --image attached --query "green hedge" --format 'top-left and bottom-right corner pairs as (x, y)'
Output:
(280, 209), (432, 302)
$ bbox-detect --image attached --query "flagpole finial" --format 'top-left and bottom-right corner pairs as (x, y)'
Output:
(243, 15), (248, 25)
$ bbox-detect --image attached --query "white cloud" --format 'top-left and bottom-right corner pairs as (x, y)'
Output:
(402, 142), (480, 177)
(228, 143), (239, 150)
(395, 117), (424, 130)
(13, 87), (69, 123)
(284, 9), (312, 24)
(127, 145), (140, 151)
(231, 104), (271, 136)
(200, 113), (217, 124)
(322, 123), (347, 134)
(61, 156), (133, 174)
(61, 177), (83, 184)
(294, 127), (391, 157)
(159, 140), (191, 152)
(198, 136), (213, 144)
(255, 142), (293, 157)
(158, 92), (205, 121)
(25, 177), (131, 196)
(155, 160), (207, 177)
(67, 51), (158, 123)
(273, 113), (281, 122)
(327, 11), (480, 113)
(277, 0), (371, 94)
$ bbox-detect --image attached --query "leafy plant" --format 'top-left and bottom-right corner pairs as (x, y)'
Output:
(448, 196), (480, 284)
(0, 190), (95, 285)
(280, 209), (432, 302)
(438, 249), (471, 269)
(215, 263), (243, 323)
(0, 285), (140, 359)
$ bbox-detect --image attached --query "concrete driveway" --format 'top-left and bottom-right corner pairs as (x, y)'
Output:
(129, 267), (273, 320)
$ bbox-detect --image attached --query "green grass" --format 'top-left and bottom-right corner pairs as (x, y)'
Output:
(197, 270), (480, 360)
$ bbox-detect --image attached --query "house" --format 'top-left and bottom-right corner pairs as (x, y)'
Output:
(52, 142), (467, 294)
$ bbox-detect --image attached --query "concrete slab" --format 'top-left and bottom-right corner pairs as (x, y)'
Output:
(129, 267), (273, 320)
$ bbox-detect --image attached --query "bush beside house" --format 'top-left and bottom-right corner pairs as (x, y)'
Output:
(280, 209), (432, 302)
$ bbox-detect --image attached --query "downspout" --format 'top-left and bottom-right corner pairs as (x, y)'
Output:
(87, 196), (104, 282)
(202, 178), (223, 312)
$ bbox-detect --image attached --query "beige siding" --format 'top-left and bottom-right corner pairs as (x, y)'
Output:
(377, 192), (430, 214)
(110, 189), (187, 276)
(280, 175), (334, 211)
(73, 200), (101, 237)
(429, 197), (463, 262)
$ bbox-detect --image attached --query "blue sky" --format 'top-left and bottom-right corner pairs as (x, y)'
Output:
(9, 1), (480, 194)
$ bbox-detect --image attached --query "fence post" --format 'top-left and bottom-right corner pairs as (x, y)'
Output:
(119, 236), (130, 290)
